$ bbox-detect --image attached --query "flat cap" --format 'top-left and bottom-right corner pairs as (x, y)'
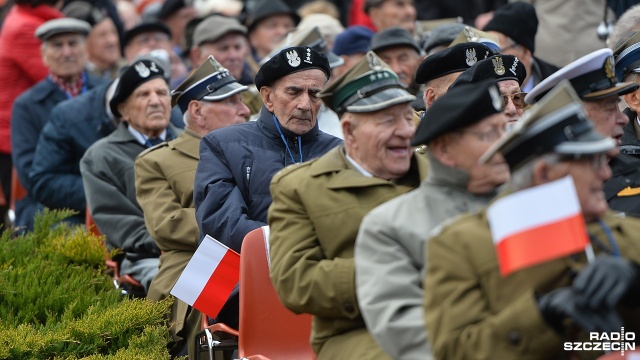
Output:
(450, 54), (527, 88)
(171, 55), (247, 113)
(614, 30), (640, 81)
(370, 27), (421, 55)
(319, 51), (415, 114)
(411, 80), (503, 146)
(255, 46), (330, 89)
(123, 22), (172, 47)
(110, 59), (168, 118)
(62, 1), (107, 27)
(35, 18), (91, 41)
(157, 0), (187, 20)
(423, 23), (466, 53)
(481, 80), (616, 170)
(333, 25), (374, 56)
(193, 15), (247, 47)
(415, 42), (492, 84)
(450, 26), (501, 54)
(526, 48), (639, 104)
(483, 2), (538, 53)
(246, 0), (300, 33)
(264, 26), (343, 68)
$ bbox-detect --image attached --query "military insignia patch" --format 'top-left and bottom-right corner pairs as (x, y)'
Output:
(135, 61), (151, 78)
(604, 56), (615, 80)
(304, 47), (312, 64)
(367, 51), (383, 71)
(465, 48), (477, 66)
(492, 57), (505, 76)
(464, 26), (479, 42)
(287, 49), (301, 67)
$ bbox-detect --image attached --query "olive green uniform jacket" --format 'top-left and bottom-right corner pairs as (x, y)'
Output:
(425, 209), (640, 360)
(268, 145), (429, 360)
(134, 129), (202, 354)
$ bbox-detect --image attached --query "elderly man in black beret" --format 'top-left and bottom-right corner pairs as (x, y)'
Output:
(81, 59), (183, 295)
(354, 79), (509, 360)
(451, 53), (527, 126)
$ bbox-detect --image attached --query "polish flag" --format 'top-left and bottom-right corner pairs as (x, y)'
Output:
(487, 176), (589, 277)
(170, 235), (240, 319)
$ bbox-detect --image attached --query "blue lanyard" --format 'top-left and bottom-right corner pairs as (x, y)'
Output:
(273, 114), (302, 164)
(596, 219), (620, 257)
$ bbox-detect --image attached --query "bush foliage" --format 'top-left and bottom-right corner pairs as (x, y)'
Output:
(0, 209), (174, 359)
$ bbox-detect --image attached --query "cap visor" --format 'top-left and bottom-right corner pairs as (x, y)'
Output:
(581, 82), (639, 101)
(554, 132), (616, 155)
(327, 51), (345, 69)
(345, 88), (415, 113)
(201, 82), (248, 101)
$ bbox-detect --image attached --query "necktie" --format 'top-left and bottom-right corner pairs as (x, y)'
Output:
(148, 137), (163, 146)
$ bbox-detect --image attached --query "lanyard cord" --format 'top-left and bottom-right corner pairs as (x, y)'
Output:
(273, 114), (302, 164)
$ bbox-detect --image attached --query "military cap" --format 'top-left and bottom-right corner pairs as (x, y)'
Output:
(415, 42), (492, 84)
(370, 27), (422, 55)
(246, 0), (300, 33)
(319, 51), (415, 114)
(35, 18), (91, 41)
(171, 55), (248, 113)
(481, 80), (616, 170)
(110, 59), (168, 118)
(62, 1), (107, 27)
(614, 31), (640, 81)
(264, 26), (343, 68)
(411, 80), (503, 146)
(450, 54), (527, 88)
(449, 26), (501, 54)
(123, 22), (172, 47)
(423, 23), (466, 53)
(333, 26), (374, 56)
(483, 2), (538, 53)
(526, 49), (639, 104)
(255, 46), (330, 89)
(193, 15), (247, 47)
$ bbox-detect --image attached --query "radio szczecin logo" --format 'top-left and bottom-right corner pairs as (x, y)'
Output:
(564, 328), (635, 355)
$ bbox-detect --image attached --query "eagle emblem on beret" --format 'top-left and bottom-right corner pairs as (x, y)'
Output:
(604, 56), (615, 80)
(492, 57), (505, 76)
(135, 62), (151, 78)
(465, 48), (477, 66)
(287, 49), (301, 67)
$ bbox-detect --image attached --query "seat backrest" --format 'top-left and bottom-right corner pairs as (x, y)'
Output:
(238, 227), (315, 359)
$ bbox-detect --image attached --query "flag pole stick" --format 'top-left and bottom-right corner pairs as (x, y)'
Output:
(585, 243), (595, 263)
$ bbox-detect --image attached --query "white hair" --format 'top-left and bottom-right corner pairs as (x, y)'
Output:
(509, 153), (560, 191)
(608, 4), (640, 49)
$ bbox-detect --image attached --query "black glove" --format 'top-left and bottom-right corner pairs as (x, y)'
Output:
(573, 255), (639, 310)
(537, 287), (623, 333)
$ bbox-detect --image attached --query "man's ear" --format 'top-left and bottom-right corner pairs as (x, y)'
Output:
(260, 86), (275, 113)
(429, 135), (457, 167)
(424, 87), (437, 109)
(532, 158), (552, 186)
(188, 100), (205, 126)
(624, 89), (640, 110)
(117, 103), (128, 120)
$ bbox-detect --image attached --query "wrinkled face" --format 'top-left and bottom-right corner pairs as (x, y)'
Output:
(369, 0), (417, 33)
(498, 80), (524, 124)
(87, 17), (120, 69)
(343, 102), (416, 180)
(544, 153), (612, 222)
(377, 46), (420, 87)
(197, 93), (250, 132)
(124, 30), (172, 62)
(249, 14), (296, 58)
(439, 112), (510, 189)
(583, 96), (628, 147)
(42, 33), (88, 78)
(197, 33), (248, 78)
(119, 78), (171, 137)
(261, 69), (327, 135)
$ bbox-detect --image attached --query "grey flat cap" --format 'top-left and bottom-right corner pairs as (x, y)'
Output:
(35, 18), (92, 41)
(193, 15), (247, 47)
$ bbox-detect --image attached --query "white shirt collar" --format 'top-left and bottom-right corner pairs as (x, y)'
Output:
(346, 153), (373, 177)
(127, 124), (167, 146)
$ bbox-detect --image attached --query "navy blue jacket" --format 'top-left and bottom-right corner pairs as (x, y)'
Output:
(10, 73), (106, 229)
(194, 106), (343, 252)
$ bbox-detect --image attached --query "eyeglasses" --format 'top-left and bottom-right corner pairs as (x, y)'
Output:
(458, 126), (506, 142)
(502, 93), (527, 109)
(559, 153), (609, 171)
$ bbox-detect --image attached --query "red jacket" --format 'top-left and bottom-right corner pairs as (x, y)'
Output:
(0, 4), (62, 154)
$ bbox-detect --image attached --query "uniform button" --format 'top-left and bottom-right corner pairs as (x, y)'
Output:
(508, 331), (521, 345)
(343, 302), (355, 313)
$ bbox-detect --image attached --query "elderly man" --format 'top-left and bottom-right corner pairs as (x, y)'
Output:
(11, 18), (105, 231)
(483, 2), (559, 92)
(451, 53), (527, 126)
(415, 42), (492, 109)
(245, 0), (299, 66)
(364, 0), (416, 33)
(425, 81), (640, 359)
(81, 59), (182, 294)
(268, 51), (428, 360)
(135, 56), (248, 357)
(355, 80), (509, 360)
(370, 27), (424, 110)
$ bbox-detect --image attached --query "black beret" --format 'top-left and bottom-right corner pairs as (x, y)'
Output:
(255, 46), (330, 89)
(370, 27), (421, 55)
(123, 22), (171, 47)
(483, 2), (537, 53)
(449, 54), (527, 89)
(415, 42), (492, 84)
(246, 0), (300, 33)
(110, 59), (168, 117)
(411, 80), (503, 146)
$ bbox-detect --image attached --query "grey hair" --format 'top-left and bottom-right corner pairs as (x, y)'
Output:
(182, 110), (191, 127)
(623, 71), (640, 83)
(608, 4), (640, 49)
(509, 153), (560, 191)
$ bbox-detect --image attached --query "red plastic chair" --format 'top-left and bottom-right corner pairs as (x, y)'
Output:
(197, 226), (315, 360)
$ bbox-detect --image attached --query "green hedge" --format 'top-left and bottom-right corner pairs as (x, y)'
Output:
(0, 209), (176, 359)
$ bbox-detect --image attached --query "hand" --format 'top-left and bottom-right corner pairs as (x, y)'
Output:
(537, 287), (623, 333)
(573, 255), (639, 310)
